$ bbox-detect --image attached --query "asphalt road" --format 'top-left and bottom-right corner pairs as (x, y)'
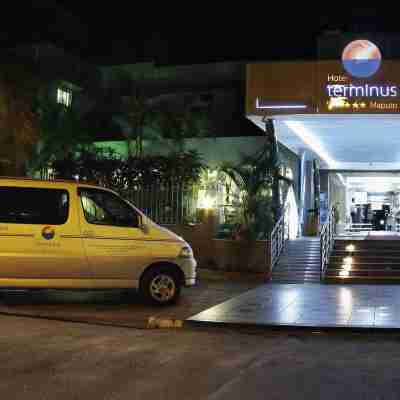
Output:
(1, 315), (400, 399)
(2, 271), (400, 400)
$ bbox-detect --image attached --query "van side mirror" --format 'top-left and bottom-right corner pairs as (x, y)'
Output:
(140, 223), (150, 234)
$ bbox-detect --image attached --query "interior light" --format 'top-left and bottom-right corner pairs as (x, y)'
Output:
(339, 271), (350, 278)
(342, 264), (352, 272)
(345, 244), (356, 252)
(284, 121), (337, 168)
(347, 176), (400, 192)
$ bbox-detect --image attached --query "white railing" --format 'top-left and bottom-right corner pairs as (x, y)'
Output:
(270, 203), (290, 272)
(320, 207), (335, 279)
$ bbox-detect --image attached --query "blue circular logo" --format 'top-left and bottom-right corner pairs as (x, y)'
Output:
(342, 40), (382, 78)
(42, 226), (55, 240)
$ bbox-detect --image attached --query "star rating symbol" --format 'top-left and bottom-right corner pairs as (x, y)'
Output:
(352, 102), (359, 109)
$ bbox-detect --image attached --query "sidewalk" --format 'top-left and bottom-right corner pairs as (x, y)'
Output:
(0, 269), (264, 329)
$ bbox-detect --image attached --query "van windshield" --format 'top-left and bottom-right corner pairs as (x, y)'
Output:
(79, 188), (140, 228)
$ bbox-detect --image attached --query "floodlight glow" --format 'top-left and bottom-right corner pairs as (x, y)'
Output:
(346, 244), (356, 252)
(342, 264), (352, 272)
(197, 189), (216, 210)
(339, 270), (350, 278)
(284, 121), (337, 168)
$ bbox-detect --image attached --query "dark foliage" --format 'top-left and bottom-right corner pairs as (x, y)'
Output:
(50, 147), (205, 191)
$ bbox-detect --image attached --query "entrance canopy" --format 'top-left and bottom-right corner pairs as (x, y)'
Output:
(248, 114), (400, 170)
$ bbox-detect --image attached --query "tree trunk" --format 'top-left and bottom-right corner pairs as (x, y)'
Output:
(14, 138), (27, 176)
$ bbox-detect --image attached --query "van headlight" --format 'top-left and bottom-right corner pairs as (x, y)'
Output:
(179, 246), (193, 258)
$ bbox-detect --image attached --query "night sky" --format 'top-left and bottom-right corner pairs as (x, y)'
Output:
(1, 3), (399, 66)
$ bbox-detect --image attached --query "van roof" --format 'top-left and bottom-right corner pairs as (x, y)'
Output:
(0, 176), (101, 188)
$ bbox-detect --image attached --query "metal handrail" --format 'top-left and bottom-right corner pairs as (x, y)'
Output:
(270, 199), (290, 272)
(320, 207), (335, 280)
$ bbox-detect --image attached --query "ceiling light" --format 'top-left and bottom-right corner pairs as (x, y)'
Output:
(284, 120), (337, 168)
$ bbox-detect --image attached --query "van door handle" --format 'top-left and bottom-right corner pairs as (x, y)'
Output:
(83, 230), (95, 238)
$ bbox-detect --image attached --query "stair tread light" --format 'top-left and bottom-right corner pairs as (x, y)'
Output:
(343, 256), (353, 265)
(345, 244), (356, 252)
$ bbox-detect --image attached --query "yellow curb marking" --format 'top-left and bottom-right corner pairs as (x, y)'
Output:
(147, 316), (184, 329)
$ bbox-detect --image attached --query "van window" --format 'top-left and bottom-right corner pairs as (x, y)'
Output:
(79, 188), (140, 228)
(0, 187), (69, 225)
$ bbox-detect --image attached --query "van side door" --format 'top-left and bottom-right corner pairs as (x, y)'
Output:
(0, 186), (89, 280)
(77, 187), (152, 281)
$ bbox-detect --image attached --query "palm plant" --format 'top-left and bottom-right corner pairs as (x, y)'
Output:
(220, 143), (291, 240)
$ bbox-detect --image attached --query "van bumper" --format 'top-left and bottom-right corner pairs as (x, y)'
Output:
(178, 257), (197, 287)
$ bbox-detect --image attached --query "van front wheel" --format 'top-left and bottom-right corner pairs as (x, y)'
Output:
(140, 266), (181, 305)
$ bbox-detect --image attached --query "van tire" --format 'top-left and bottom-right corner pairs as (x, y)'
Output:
(140, 266), (181, 306)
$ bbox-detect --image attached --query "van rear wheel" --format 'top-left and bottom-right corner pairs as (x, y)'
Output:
(140, 266), (181, 305)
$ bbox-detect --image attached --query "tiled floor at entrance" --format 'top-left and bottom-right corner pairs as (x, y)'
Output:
(188, 283), (400, 328)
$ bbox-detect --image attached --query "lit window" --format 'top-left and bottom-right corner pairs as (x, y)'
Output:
(57, 88), (72, 107)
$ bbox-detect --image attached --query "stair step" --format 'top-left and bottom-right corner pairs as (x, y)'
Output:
(277, 266), (320, 270)
(273, 279), (321, 283)
(284, 252), (320, 255)
(286, 244), (320, 246)
(274, 274), (320, 277)
(278, 260), (320, 263)
(281, 257), (320, 260)
(277, 267), (320, 271)
(271, 238), (322, 282)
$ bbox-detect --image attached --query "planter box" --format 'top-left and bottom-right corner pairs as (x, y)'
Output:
(212, 239), (269, 273)
(164, 221), (270, 274)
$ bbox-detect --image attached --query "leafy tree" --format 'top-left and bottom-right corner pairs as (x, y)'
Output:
(155, 107), (211, 152)
(29, 86), (93, 174)
(0, 63), (40, 176)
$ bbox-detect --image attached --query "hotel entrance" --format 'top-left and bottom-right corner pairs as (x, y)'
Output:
(245, 33), (400, 283)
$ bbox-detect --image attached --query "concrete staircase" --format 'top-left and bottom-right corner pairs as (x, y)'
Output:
(325, 239), (400, 282)
(271, 237), (321, 283)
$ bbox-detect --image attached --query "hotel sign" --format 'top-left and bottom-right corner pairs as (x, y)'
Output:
(246, 36), (400, 116)
(319, 39), (400, 113)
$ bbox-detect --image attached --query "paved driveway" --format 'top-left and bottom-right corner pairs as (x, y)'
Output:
(0, 270), (261, 328)
(189, 283), (400, 329)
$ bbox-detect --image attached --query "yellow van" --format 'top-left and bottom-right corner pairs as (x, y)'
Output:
(0, 178), (197, 305)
